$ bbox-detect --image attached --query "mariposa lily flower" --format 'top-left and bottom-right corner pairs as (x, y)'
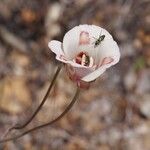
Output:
(48, 25), (120, 88)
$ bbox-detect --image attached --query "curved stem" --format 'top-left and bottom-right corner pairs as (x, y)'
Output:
(0, 87), (80, 143)
(6, 65), (62, 134)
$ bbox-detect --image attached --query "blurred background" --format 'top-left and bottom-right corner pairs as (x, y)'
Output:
(0, 0), (149, 149)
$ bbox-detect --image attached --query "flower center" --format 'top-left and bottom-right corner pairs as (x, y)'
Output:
(74, 52), (94, 67)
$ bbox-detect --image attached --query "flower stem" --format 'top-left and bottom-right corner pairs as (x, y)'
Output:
(0, 87), (80, 143)
(2, 65), (62, 138)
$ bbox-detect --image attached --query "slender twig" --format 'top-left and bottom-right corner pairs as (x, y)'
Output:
(0, 87), (80, 143)
(3, 65), (62, 137)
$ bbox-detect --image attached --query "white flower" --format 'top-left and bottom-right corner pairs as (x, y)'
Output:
(48, 25), (120, 88)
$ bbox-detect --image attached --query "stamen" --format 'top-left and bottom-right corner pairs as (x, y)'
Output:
(74, 52), (94, 67)
(81, 54), (86, 66)
(89, 57), (94, 67)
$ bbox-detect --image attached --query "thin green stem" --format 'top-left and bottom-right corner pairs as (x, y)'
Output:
(3, 65), (62, 136)
(0, 87), (80, 143)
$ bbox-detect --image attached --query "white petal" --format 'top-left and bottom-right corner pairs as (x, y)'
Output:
(48, 40), (64, 55)
(98, 39), (120, 66)
(63, 26), (80, 59)
(82, 39), (120, 82)
(75, 67), (95, 79)
(66, 64), (95, 81)
(76, 24), (113, 41)
(63, 24), (113, 60)
(86, 25), (113, 41)
(48, 40), (68, 63)
(82, 66), (106, 82)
